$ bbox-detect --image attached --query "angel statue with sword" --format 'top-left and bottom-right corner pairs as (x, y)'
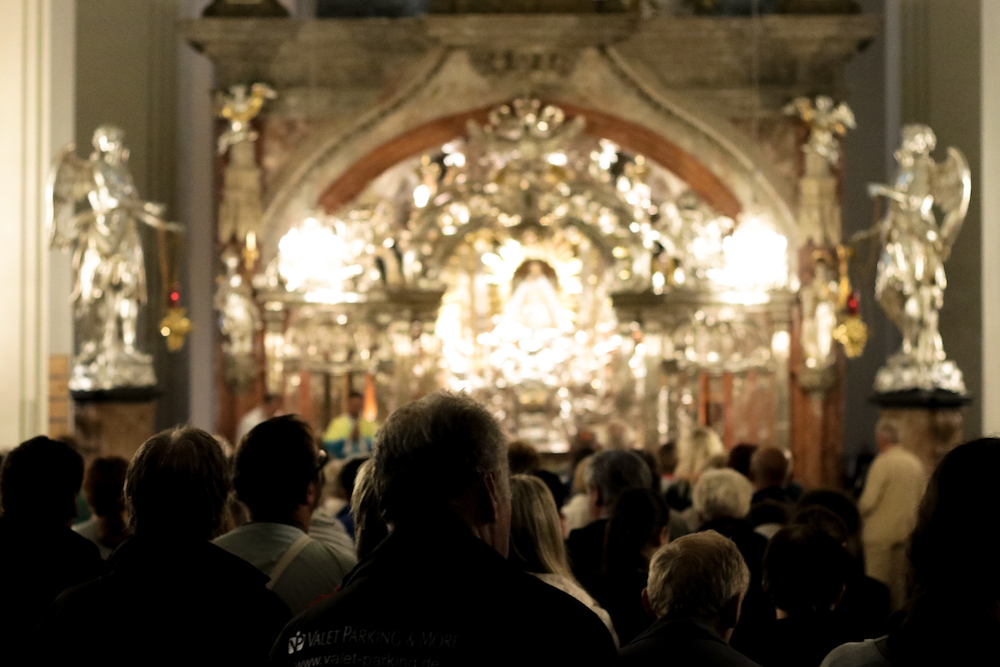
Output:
(48, 125), (183, 392)
(851, 124), (971, 395)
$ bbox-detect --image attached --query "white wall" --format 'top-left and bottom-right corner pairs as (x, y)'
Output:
(0, 1), (75, 449)
(982, 0), (1000, 436)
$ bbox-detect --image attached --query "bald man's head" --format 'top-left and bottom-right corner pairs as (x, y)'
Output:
(749, 447), (789, 491)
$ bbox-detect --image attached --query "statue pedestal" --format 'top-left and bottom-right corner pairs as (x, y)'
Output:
(72, 388), (159, 462)
(872, 390), (969, 474)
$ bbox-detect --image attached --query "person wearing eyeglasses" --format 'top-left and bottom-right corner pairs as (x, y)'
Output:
(214, 415), (358, 615)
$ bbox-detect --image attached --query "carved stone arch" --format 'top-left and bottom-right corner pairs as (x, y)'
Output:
(259, 47), (799, 270)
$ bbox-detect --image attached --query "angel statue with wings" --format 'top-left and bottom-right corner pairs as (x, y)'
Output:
(852, 124), (971, 394)
(48, 125), (183, 392)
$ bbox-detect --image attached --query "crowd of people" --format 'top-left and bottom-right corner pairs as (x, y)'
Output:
(0, 390), (995, 666)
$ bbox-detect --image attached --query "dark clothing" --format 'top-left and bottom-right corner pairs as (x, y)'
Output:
(699, 518), (775, 661)
(0, 517), (102, 665)
(752, 486), (797, 507)
(592, 569), (655, 646)
(566, 518), (607, 588)
(753, 611), (854, 667)
(620, 617), (763, 667)
(271, 520), (617, 667)
(37, 535), (291, 667)
(535, 469), (568, 509)
(837, 573), (891, 641)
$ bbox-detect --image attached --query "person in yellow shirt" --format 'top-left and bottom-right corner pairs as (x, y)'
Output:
(322, 391), (377, 459)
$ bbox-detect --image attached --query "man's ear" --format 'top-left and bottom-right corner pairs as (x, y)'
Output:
(641, 587), (657, 620)
(304, 479), (319, 508)
(657, 524), (671, 547)
(721, 593), (743, 630)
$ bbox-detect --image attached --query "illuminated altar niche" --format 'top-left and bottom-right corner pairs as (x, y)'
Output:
(261, 100), (793, 452)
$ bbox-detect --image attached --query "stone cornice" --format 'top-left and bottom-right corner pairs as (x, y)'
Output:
(182, 14), (880, 114)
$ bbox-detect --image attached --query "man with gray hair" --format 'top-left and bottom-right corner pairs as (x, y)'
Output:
(859, 419), (927, 611)
(270, 392), (617, 666)
(620, 531), (761, 666)
(566, 449), (653, 586)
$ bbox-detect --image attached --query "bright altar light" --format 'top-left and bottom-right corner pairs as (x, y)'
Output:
(714, 215), (789, 290)
(413, 184), (431, 208)
(278, 218), (358, 296)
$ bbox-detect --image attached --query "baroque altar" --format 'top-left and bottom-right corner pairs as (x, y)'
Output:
(184, 7), (879, 485)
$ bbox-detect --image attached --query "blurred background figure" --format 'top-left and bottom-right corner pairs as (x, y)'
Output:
(509, 440), (567, 509)
(562, 454), (595, 534)
(566, 449), (653, 587)
(322, 390), (378, 459)
(74, 455), (130, 559)
(0, 437), (102, 666)
(858, 421), (927, 612)
(334, 456), (369, 540)
(509, 474), (619, 646)
(234, 393), (283, 445)
(756, 525), (852, 667)
(656, 442), (679, 494)
(749, 447), (797, 507)
(669, 427), (726, 511)
(795, 492), (890, 641)
(728, 443), (759, 479)
(619, 531), (759, 667)
(593, 487), (670, 645)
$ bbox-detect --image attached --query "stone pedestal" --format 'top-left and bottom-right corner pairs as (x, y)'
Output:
(873, 391), (969, 475)
(72, 389), (159, 463)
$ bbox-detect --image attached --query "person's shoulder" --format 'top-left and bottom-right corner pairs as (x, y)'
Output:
(303, 536), (358, 572)
(820, 640), (892, 667)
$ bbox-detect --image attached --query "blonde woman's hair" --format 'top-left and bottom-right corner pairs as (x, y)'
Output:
(351, 458), (387, 560)
(509, 474), (574, 581)
(675, 427), (725, 480)
(571, 455), (594, 495)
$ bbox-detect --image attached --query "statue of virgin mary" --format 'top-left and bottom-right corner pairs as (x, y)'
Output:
(500, 261), (564, 333)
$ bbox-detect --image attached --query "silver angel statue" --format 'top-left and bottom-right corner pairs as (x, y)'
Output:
(48, 125), (182, 392)
(855, 124), (971, 394)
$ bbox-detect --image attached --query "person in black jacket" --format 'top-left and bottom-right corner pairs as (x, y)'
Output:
(270, 392), (618, 667)
(0, 437), (103, 666)
(620, 530), (761, 667)
(36, 427), (291, 667)
(566, 448), (652, 587)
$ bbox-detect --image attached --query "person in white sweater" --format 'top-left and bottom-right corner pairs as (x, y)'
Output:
(858, 421), (927, 611)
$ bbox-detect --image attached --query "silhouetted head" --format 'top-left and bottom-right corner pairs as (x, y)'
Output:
(764, 524), (849, 616)
(749, 447), (790, 491)
(126, 427), (229, 541)
(0, 436), (83, 526)
(234, 415), (324, 524)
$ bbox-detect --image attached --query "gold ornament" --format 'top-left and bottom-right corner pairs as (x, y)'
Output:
(160, 307), (193, 352)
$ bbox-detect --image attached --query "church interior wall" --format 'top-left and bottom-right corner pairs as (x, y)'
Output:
(981, 0), (1000, 438)
(4, 1), (998, 465)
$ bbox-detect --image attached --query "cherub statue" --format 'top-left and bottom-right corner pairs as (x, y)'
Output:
(785, 95), (856, 173)
(48, 125), (183, 391)
(215, 83), (277, 155)
(852, 124), (971, 394)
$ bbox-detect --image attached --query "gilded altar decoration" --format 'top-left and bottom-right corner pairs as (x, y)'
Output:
(216, 248), (260, 391)
(216, 83), (276, 249)
(265, 99), (793, 449)
(855, 124), (971, 394)
(48, 126), (183, 392)
(786, 95), (855, 244)
(215, 83), (275, 391)
(832, 245), (867, 359)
